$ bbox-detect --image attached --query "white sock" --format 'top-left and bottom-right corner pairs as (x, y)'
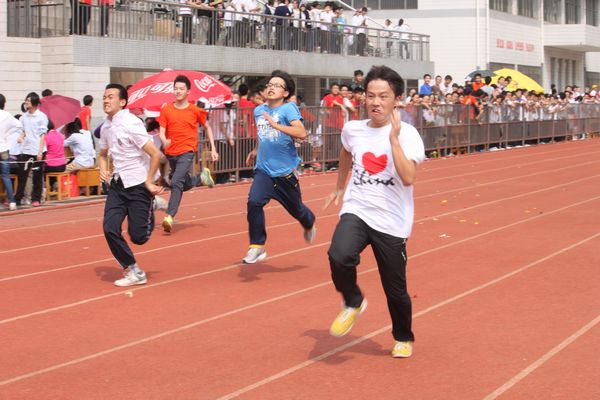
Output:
(129, 264), (142, 274)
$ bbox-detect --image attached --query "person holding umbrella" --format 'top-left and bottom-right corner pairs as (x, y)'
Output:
(158, 74), (218, 233)
(99, 83), (164, 287)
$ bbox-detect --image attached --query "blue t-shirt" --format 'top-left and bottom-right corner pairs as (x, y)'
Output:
(254, 102), (302, 177)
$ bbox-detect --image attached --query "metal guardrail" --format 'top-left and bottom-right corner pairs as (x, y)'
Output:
(6, 0), (430, 61)
(197, 103), (600, 182)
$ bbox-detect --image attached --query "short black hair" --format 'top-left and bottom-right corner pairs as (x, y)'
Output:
(423, 74), (431, 79)
(330, 82), (340, 89)
(41, 89), (53, 97)
(340, 84), (350, 91)
(354, 69), (364, 77)
(26, 92), (41, 107)
(239, 84), (249, 96)
(444, 75), (452, 80)
(253, 78), (269, 95)
(47, 119), (55, 131)
(270, 70), (295, 100)
(65, 118), (82, 135)
(364, 66), (405, 97)
(484, 76), (492, 84)
(353, 87), (364, 94)
(174, 74), (191, 90)
(83, 95), (93, 106)
(105, 83), (128, 106)
(0, 93), (5, 110)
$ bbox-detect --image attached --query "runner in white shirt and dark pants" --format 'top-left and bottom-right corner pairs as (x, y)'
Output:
(325, 66), (425, 358)
(99, 84), (164, 287)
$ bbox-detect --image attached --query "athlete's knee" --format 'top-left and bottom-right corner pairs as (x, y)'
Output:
(129, 229), (150, 245)
(103, 221), (120, 238)
(328, 244), (359, 268)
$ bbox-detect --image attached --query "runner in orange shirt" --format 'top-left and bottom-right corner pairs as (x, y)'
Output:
(158, 74), (218, 233)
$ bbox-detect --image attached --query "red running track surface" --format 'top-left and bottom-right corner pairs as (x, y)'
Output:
(0, 139), (599, 399)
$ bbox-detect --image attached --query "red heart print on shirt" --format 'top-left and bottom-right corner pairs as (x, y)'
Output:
(362, 152), (388, 175)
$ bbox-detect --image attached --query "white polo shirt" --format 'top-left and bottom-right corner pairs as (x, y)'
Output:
(340, 119), (425, 238)
(100, 109), (151, 189)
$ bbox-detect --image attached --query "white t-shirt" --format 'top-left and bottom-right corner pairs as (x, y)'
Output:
(340, 119), (425, 238)
(100, 109), (152, 189)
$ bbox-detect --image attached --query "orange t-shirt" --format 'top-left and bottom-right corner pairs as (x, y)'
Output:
(158, 103), (208, 156)
(78, 106), (91, 130)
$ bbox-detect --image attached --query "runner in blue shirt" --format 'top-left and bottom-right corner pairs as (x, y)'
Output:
(243, 70), (316, 264)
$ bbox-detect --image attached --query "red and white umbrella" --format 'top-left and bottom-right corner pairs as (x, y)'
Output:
(126, 69), (233, 113)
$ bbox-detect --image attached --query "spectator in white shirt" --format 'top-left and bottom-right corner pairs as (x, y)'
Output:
(63, 118), (96, 172)
(0, 93), (22, 210)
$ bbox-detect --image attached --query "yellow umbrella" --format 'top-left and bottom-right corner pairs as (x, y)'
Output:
(490, 68), (544, 93)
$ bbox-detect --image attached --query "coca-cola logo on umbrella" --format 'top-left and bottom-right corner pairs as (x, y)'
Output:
(127, 70), (233, 112)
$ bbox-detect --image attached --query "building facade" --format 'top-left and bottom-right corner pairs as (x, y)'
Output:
(0, 0), (433, 118)
(368, 0), (600, 90)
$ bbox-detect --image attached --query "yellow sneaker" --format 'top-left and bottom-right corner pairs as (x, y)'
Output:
(162, 215), (174, 233)
(329, 298), (368, 337)
(391, 341), (413, 358)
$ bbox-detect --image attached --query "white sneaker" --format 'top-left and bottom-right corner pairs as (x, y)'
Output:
(243, 246), (267, 264)
(153, 195), (168, 211)
(9, 202), (17, 211)
(114, 268), (147, 287)
(303, 225), (317, 244)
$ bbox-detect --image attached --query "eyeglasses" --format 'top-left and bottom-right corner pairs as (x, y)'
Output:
(266, 83), (287, 90)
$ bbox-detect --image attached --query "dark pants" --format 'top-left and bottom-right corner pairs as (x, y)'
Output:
(328, 213), (414, 342)
(70, 0), (91, 35)
(103, 178), (154, 269)
(181, 14), (193, 43)
(357, 33), (367, 56)
(247, 168), (315, 245)
(166, 151), (199, 217)
(45, 164), (66, 173)
(15, 154), (44, 204)
(100, 4), (110, 36)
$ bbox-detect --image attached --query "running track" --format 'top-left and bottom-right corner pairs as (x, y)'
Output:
(0, 139), (599, 399)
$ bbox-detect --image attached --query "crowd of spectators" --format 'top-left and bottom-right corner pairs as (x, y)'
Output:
(0, 90), (97, 210)
(67, 0), (417, 57)
(403, 73), (600, 127)
(3, 67), (599, 209)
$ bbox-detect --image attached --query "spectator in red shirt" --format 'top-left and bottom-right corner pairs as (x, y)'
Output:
(78, 94), (93, 131)
(322, 83), (345, 130)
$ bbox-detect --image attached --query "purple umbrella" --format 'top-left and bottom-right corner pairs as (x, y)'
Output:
(39, 95), (81, 128)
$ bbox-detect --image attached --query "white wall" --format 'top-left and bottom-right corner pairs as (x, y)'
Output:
(0, 38), (43, 115)
(488, 15), (543, 68)
(585, 52), (600, 73)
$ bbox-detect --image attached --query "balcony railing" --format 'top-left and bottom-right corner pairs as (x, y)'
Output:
(197, 103), (599, 181)
(6, 0), (430, 61)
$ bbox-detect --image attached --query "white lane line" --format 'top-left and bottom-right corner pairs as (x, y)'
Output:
(0, 144), (594, 232)
(216, 232), (600, 400)
(2, 158), (598, 255)
(3, 228), (597, 389)
(483, 314), (600, 400)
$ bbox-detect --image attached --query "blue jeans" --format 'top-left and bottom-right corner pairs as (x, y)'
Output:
(247, 169), (315, 245)
(0, 153), (14, 203)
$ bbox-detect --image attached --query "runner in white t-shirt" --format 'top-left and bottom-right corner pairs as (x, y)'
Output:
(325, 66), (425, 359)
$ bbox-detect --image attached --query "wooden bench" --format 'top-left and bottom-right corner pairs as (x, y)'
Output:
(76, 168), (101, 196)
(0, 174), (18, 202)
(45, 172), (74, 201)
